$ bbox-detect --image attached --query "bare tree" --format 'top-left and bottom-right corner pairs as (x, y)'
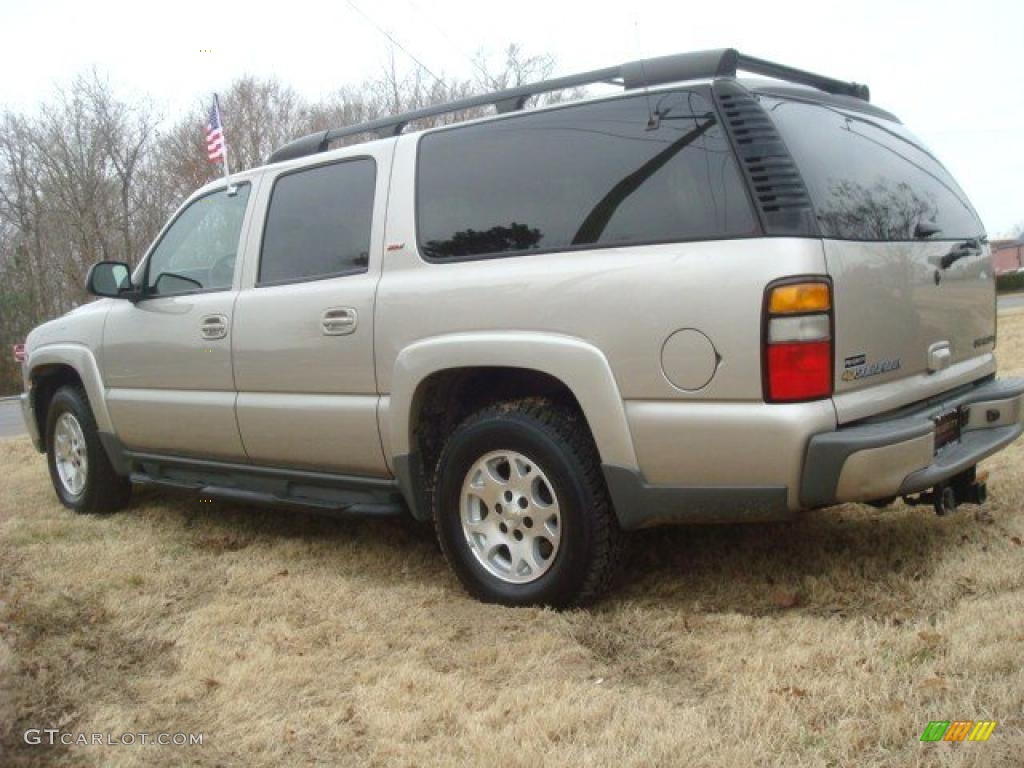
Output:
(82, 72), (161, 265)
(0, 43), (563, 394)
(472, 44), (583, 106)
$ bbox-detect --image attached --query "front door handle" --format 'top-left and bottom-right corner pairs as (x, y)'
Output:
(200, 314), (228, 340)
(321, 307), (357, 336)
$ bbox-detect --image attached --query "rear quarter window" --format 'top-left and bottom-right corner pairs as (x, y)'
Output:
(416, 89), (758, 261)
(762, 97), (982, 241)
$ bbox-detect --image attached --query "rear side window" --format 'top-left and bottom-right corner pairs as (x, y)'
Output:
(416, 90), (757, 261)
(258, 158), (376, 285)
(763, 98), (982, 241)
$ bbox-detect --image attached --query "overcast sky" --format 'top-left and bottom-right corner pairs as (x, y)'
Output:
(1, 0), (1020, 235)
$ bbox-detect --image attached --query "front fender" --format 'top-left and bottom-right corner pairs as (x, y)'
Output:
(27, 344), (114, 434)
(388, 331), (639, 471)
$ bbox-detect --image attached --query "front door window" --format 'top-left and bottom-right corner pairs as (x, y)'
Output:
(145, 184), (251, 296)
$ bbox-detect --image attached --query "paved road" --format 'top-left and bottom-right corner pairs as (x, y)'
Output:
(999, 293), (1024, 311)
(0, 397), (26, 439)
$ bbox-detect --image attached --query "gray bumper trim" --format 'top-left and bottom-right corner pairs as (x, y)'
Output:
(98, 432), (132, 476)
(20, 392), (43, 452)
(393, 452), (430, 521)
(801, 419), (932, 507)
(602, 465), (790, 530)
(899, 424), (1023, 495)
(802, 376), (1024, 507)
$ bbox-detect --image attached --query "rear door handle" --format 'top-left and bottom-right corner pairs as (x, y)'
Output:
(200, 314), (228, 340)
(321, 307), (357, 336)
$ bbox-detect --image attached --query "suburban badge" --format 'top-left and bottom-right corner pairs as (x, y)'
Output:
(842, 357), (902, 381)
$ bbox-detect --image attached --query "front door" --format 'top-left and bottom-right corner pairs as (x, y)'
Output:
(102, 181), (257, 459)
(232, 149), (391, 475)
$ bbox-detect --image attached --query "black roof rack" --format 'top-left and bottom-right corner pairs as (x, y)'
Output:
(267, 48), (870, 164)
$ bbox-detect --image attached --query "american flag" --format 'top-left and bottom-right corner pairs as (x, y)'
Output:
(206, 96), (226, 163)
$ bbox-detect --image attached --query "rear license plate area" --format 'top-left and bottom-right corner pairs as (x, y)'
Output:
(933, 409), (963, 453)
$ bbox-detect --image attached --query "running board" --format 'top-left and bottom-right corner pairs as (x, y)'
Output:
(126, 451), (408, 519)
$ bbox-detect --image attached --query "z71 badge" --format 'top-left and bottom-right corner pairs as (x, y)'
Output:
(842, 356), (902, 381)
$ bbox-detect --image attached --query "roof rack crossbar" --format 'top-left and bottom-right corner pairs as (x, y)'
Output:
(267, 48), (869, 164)
(620, 50), (869, 102)
(734, 52), (870, 102)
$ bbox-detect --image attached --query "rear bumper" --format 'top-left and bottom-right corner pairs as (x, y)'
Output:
(801, 376), (1024, 507)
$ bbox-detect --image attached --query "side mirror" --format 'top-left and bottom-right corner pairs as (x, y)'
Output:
(86, 261), (135, 299)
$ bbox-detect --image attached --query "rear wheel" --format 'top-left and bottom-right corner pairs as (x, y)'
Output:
(431, 399), (622, 607)
(45, 385), (131, 513)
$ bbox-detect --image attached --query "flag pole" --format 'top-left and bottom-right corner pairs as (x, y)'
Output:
(214, 93), (236, 195)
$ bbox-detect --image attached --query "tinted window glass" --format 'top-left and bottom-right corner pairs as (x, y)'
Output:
(259, 159), (376, 284)
(146, 184), (250, 296)
(417, 90), (757, 261)
(763, 98), (982, 240)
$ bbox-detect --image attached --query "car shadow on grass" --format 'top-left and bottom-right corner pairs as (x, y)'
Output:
(128, 484), (442, 570)
(618, 503), (997, 619)
(128, 485), (993, 621)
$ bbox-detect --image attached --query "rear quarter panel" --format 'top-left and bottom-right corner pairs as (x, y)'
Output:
(376, 238), (829, 401)
(377, 138), (829, 403)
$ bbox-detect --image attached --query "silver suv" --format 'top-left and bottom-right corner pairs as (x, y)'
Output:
(18, 49), (1024, 606)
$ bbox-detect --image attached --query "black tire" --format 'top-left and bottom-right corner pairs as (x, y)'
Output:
(45, 385), (131, 514)
(431, 398), (623, 608)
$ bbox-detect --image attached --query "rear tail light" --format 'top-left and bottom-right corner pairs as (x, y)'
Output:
(763, 279), (833, 402)
(13, 343), (26, 364)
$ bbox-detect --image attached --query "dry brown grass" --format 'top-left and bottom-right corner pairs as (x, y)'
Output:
(2, 317), (1024, 767)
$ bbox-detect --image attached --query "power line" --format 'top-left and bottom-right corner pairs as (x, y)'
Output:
(398, 0), (501, 89)
(343, 0), (445, 86)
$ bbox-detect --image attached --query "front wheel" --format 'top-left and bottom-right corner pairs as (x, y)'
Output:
(45, 385), (131, 513)
(432, 399), (623, 608)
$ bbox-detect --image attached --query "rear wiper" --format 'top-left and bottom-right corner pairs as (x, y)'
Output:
(914, 221), (942, 239)
(940, 238), (982, 270)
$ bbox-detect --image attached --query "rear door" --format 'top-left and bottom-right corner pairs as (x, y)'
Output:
(765, 97), (994, 422)
(231, 147), (392, 475)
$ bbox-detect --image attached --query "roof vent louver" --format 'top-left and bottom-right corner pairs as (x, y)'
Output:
(713, 80), (818, 237)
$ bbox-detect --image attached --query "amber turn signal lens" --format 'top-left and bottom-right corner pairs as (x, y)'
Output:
(768, 282), (831, 314)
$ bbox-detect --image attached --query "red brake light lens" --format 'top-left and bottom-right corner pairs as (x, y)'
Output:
(13, 343), (25, 363)
(766, 341), (831, 401)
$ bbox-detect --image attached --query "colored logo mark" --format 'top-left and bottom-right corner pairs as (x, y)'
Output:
(920, 720), (996, 742)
